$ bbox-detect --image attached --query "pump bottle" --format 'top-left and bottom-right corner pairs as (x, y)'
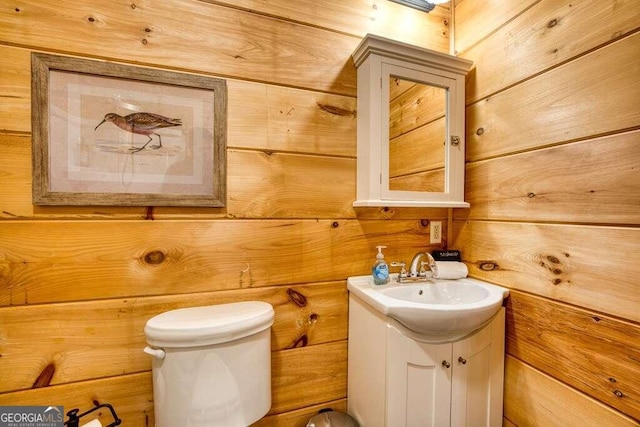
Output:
(372, 245), (390, 285)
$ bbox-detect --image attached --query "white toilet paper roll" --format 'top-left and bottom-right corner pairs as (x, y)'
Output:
(81, 419), (103, 427)
(434, 261), (468, 279)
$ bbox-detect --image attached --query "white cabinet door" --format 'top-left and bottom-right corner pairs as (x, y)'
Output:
(348, 300), (505, 427)
(386, 309), (505, 427)
(387, 321), (452, 427)
(451, 309), (506, 427)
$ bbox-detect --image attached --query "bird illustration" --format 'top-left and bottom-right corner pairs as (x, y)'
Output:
(94, 112), (182, 153)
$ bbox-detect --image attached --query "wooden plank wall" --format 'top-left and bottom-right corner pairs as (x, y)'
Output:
(453, 0), (640, 425)
(0, 1), (452, 425)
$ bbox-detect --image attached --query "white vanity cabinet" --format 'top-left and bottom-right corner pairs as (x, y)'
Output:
(348, 295), (505, 427)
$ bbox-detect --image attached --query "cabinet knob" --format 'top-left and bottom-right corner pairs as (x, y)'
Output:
(458, 356), (467, 365)
(442, 360), (450, 368)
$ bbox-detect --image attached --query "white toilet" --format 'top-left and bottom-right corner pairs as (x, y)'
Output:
(144, 301), (274, 427)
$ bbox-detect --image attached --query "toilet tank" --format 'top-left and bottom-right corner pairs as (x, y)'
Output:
(144, 301), (274, 427)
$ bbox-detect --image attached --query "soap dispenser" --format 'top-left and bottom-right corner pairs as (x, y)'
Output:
(372, 245), (390, 285)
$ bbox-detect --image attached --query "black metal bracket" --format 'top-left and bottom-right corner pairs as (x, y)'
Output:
(64, 403), (121, 427)
(388, 0), (436, 13)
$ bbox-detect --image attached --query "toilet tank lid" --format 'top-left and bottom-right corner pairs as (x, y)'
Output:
(144, 301), (274, 347)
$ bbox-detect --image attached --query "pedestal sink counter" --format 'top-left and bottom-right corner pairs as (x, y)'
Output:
(347, 275), (509, 343)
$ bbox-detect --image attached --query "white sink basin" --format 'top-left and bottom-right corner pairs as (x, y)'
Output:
(347, 275), (509, 342)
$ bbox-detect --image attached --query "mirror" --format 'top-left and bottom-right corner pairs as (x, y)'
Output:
(351, 34), (473, 208)
(388, 76), (446, 193)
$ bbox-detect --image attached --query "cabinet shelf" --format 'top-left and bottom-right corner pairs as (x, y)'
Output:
(352, 199), (470, 208)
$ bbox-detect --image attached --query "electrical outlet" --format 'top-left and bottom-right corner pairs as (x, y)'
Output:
(430, 221), (442, 244)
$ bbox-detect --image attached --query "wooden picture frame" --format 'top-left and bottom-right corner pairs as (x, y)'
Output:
(31, 53), (227, 207)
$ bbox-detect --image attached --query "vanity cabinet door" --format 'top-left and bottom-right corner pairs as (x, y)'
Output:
(386, 309), (505, 427)
(451, 308), (506, 427)
(387, 322), (452, 427)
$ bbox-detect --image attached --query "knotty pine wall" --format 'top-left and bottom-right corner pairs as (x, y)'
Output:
(453, 0), (640, 425)
(0, 1), (451, 426)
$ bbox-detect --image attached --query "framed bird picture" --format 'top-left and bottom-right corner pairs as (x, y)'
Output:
(30, 53), (227, 207)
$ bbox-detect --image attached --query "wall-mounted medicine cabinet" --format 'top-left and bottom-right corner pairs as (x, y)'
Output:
(352, 34), (473, 208)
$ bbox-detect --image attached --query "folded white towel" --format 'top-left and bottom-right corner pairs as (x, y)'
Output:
(434, 261), (468, 279)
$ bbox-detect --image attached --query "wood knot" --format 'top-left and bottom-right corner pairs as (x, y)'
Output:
(476, 127), (484, 136)
(33, 363), (56, 388)
(287, 288), (307, 307)
(420, 219), (429, 227)
(144, 250), (165, 265)
(288, 334), (308, 349)
(613, 390), (625, 398)
(547, 18), (558, 28)
(83, 15), (103, 26)
(527, 192), (536, 198)
(547, 255), (560, 264)
(316, 103), (356, 117)
(479, 261), (499, 271)
(539, 254), (568, 279)
(332, 221), (339, 228)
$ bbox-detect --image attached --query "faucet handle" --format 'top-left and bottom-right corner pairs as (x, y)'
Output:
(419, 261), (428, 277)
(427, 254), (438, 278)
(419, 258), (438, 278)
(390, 261), (408, 278)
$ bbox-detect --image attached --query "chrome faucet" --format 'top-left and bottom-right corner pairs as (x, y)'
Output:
(390, 252), (438, 283)
(409, 252), (438, 279)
